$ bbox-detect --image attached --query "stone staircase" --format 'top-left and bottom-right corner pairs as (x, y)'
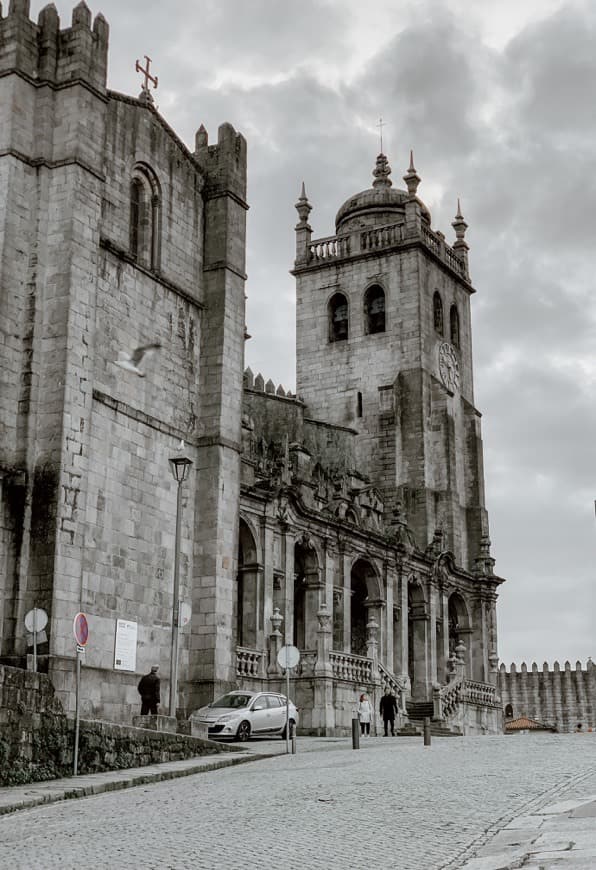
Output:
(399, 700), (463, 737)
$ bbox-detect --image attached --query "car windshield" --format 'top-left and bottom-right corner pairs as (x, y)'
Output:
(211, 693), (252, 709)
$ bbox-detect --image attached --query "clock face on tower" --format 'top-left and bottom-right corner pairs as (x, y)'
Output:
(438, 342), (460, 392)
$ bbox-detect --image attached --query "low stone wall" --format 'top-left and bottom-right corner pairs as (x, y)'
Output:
(0, 665), (230, 787)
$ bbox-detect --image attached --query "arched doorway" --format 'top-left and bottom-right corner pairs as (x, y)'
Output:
(350, 559), (380, 657)
(408, 580), (428, 698)
(448, 591), (472, 677)
(294, 537), (320, 649)
(236, 519), (260, 649)
(448, 592), (470, 655)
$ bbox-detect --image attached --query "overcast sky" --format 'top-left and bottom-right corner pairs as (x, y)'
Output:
(34, 1), (595, 667)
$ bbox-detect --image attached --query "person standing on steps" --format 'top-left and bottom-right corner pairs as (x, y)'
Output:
(138, 665), (160, 715)
(379, 686), (398, 736)
(358, 693), (373, 736)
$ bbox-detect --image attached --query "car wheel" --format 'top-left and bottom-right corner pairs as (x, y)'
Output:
(235, 720), (251, 742)
(281, 719), (296, 739)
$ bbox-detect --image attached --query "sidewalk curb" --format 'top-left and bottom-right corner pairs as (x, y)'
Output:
(442, 764), (596, 870)
(0, 751), (274, 817)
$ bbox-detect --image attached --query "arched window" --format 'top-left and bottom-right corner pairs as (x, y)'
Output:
(364, 284), (385, 334)
(129, 164), (161, 271)
(450, 304), (460, 348)
(504, 704), (514, 719)
(328, 292), (349, 342)
(433, 292), (444, 335)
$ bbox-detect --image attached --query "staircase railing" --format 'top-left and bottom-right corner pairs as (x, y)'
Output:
(435, 677), (464, 719)
(330, 651), (373, 683)
(435, 677), (500, 719)
(461, 680), (499, 707)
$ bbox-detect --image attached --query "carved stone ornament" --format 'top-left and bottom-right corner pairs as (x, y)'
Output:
(317, 603), (332, 630)
(299, 530), (315, 550)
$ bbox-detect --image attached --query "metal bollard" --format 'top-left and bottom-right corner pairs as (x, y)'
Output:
(352, 716), (360, 750)
(291, 722), (297, 754)
(423, 716), (431, 746)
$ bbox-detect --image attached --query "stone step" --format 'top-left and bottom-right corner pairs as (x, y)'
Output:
(404, 718), (463, 737)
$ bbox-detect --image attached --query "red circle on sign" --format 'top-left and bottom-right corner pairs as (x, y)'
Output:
(73, 612), (89, 646)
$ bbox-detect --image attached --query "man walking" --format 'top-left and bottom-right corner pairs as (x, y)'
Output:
(379, 686), (398, 736)
(138, 665), (160, 715)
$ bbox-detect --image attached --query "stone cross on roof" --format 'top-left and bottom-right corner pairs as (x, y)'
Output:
(135, 55), (158, 93)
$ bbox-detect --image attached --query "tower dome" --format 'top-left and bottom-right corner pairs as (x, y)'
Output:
(335, 153), (431, 233)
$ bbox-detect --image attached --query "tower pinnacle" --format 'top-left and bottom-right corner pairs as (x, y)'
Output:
(403, 150), (421, 196)
(372, 153), (392, 189)
(295, 182), (312, 225)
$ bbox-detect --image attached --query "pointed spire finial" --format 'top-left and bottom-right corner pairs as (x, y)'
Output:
(372, 153), (392, 189)
(403, 150), (421, 196)
(295, 181), (312, 224)
(452, 199), (468, 239)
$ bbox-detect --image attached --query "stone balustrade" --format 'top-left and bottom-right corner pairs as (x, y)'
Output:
(361, 222), (403, 252)
(438, 677), (463, 718)
(308, 234), (351, 261)
(462, 679), (499, 707)
(330, 650), (373, 684)
(236, 647), (264, 678)
(305, 219), (467, 280)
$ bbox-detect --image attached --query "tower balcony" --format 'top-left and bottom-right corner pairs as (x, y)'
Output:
(294, 219), (470, 284)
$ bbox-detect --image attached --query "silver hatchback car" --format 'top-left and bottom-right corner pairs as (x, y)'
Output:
(194, 690), (298, 741)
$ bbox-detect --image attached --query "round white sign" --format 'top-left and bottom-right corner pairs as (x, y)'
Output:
(24, 608), (48, 633)
(277, 644), (300, 669)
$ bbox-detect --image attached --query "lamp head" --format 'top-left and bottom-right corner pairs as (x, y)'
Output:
(169, 452), (193, 483)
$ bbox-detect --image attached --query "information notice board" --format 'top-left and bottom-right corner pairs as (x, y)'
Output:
(114, 619), (138, 671)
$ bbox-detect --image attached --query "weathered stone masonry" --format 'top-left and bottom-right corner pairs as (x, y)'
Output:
(0, 1), (247, 720)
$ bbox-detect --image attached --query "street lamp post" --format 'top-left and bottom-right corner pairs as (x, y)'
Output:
(168, 447), (193, 719)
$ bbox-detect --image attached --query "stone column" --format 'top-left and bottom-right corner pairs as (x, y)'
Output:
(400, 569), (409, 690)
(429, 584), (438, 684)
(384, 561), (394, 671)
(313, 603), (334, 735)
(455, 639), (467, 680)
(366, 616), (382, 734)
(341, 548), (351, 652)
(440, 589), (450, 684)
(284, 535), (294, 644)
(260, 518), (276, 652)
(480, 597), (489, 682)
(267, 607), (283, 676)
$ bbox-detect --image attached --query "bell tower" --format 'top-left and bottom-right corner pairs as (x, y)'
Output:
(293, 153), (490, 572)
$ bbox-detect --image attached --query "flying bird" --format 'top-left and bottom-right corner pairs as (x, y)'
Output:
(113, 343), (161, 377)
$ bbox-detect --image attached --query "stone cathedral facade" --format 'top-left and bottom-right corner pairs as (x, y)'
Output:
(0, 2), (504, 735)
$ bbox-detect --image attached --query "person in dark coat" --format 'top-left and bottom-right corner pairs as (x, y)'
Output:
(138, 665), (160, 715)
(379, 686), (398, 736)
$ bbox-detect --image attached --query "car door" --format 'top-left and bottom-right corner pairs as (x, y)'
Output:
(265, 694), (285, 732)
(249, 695), (270, 733)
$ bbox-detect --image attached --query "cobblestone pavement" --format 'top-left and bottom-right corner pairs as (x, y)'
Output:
(0, 734), (594, 870)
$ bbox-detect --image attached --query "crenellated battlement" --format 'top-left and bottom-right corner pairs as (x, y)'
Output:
(499, 659), (593, 674)
(0, 1), (108, 91)
(498, 658), (595, 732)
(194, 122), (247, 203)
(243, 367), (297, 401)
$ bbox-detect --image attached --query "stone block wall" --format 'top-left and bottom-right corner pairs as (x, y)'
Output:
(498, 660), (596, 733)
(0, 664), (227, 786)
(0, 4), (247, 721)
